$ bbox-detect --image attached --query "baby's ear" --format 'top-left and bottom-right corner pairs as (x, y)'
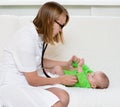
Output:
(91, 83), (97, 88)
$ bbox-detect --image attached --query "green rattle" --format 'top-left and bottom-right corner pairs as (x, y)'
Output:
(72, 61), (78, 68)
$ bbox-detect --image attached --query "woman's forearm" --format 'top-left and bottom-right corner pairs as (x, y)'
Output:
(24, 71), (77, 86)
(24, 71), (62, 86)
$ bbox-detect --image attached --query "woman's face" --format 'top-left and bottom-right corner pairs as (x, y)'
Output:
(53, 14), (66, 36)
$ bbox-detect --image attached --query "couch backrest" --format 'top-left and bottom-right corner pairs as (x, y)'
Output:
(0, 15), (120, 71)
(45, 16), (120, 64)
(0, 15), (34, 62)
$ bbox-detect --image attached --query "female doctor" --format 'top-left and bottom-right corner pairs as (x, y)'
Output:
(0, 1), (79, 107)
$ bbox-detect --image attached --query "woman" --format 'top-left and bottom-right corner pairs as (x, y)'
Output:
(0, 2), (79, 107)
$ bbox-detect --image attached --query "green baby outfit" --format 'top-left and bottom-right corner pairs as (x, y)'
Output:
(64, 64), (93, 88)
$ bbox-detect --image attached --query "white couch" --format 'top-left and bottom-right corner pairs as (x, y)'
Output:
(0, 15), (120, 107)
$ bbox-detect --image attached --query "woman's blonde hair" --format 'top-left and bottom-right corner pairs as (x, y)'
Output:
(33, 1), (69, 45)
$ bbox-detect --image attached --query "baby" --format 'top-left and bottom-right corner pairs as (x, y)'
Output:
(49, 58), (109, 89)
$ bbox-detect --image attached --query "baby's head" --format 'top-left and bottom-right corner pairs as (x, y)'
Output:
(88, 71), (109, 89)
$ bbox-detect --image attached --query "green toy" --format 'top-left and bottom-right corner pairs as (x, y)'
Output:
(72, 61), (78, 68)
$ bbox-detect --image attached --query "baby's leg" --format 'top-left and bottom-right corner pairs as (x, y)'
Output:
(79, 58), (85, 66)
(78, 58), (85, 72)
(49, 65), (64, 76)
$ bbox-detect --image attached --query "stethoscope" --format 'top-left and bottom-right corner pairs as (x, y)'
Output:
(41, 42), (51, 78)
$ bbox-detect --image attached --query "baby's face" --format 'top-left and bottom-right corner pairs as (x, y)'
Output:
(87, 71), (102, 88)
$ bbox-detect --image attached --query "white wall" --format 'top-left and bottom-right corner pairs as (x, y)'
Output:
(0, 1), (120, 17)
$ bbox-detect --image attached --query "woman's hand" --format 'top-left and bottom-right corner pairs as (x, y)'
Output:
(57, 75), (78, 86)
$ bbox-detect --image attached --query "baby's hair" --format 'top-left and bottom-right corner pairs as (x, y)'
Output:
(96, 72), (109, 89)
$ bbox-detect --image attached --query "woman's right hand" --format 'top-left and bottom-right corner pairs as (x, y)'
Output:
(57, 75), (78, 86)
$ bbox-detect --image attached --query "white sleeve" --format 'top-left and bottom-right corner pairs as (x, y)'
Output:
(9, 30), (39, 72)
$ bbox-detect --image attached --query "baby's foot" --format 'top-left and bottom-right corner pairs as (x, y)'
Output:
(78, 58), (84, 72)
(79, 58), (85, 66)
